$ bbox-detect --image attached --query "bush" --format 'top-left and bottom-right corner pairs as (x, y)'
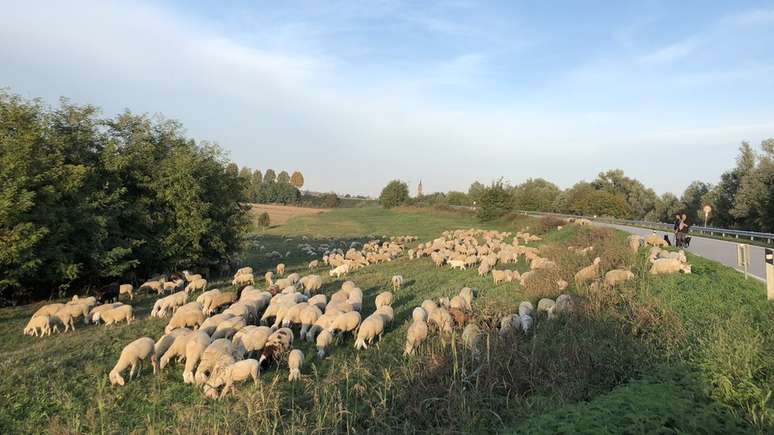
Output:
(476, 180), (513, 221)
(538, 215), (567, 232)
(321, 192), (341, 208)
(379, 180), (409, 209)
(256, 212), (271, 228)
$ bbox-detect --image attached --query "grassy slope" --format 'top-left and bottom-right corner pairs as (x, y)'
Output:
(0, 207), (771, 434)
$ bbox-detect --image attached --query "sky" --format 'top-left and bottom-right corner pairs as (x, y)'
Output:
(2, 1), (774, 197)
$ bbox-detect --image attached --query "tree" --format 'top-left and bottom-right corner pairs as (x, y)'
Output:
(553, 182), (594, 215)
(704, 143), (756, 228)
(477, 180), (513, 221)
(290, 171), (304, 188)
(732, 138), (774, 231)
(446, 191), (471, 206)
(249, 170), (263, 202)
(645, 193), (682, 223)
(512, 178), (560, 212)
(321, 192), (340, 208)
(681, 181), (712, 223)
(572, 190), (631, 218)
(264, 169), (276, 184)
(468, 181), (485, 205)
(379, 180), (409, 209)
(591, 169), (658, 219)
(277, 170), (290, 184)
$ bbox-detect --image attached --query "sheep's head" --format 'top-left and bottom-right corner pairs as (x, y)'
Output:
(682, 264), (692, 274)
(109, 370), (125, 386)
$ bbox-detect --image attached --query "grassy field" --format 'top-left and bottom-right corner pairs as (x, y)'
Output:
(1, 207), (772, 434)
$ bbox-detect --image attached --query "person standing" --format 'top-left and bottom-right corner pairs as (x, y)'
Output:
(678, 213), (690, 247)
(673, 213), (682, 247)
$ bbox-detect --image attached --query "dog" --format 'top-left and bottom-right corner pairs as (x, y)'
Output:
(684, 236), (691, 248)
(663, 235), (672, 247)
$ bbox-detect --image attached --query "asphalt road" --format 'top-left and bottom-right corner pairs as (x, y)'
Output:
(598, 223), (768, 281)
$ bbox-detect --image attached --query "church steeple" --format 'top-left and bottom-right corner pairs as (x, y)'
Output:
(417, 179), (423, 197)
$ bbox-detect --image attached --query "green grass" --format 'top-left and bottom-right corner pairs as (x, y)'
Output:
(0, 207), (772, 434)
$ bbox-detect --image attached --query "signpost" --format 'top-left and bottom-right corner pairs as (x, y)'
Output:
(737, 243), (750, 280)
(766, 248), (774, 300)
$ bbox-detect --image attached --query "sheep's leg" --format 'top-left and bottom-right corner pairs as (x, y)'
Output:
(129, 361), (137, 379)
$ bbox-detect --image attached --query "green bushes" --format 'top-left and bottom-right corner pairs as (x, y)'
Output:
(0, 91), (247, 304)
(476, 180), (513, 221)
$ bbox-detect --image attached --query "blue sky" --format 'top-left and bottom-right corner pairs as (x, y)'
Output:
(2, 1), (774, 196)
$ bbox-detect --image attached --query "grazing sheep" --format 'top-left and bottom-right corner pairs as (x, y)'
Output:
(185, 278), (208, 294)
(109, 337), (156, 386)
(574, 257), (602, 284)
(428, 307), (453, 334)
(200, 313), (235, 336)
(420, 299), (438, 316)
(24, 315), (52, 336)
(626, 235), (643, 252)
(518, 301), (534, 317)
(462, 324), (482, 357)
(119, 284), (134, 300)
(329, 263), (349, 278)
(101, 305), (134, 327)
(327, 311), (361, 337)
(232, 273), (254, 288)
(89, 303), (123, 323)
(449, 295), (467, 311)
(211, 316), (247, 340)
(287, 349), (304, 381)
(449, 260), (467, 270)
(649, 258), (692, 275)
(308, 294), (327, 311)
(140, 280), (164, 294)
(519, 314), (533, 333)
(158, 329), (196, 369)
(165, 309), (205, 334)
(375, 305), (394, 324)
(276, 263), (286, 276)
(459, 287), (474, 310)
(498, 315), (519, 337)
(644, 233), (668, 247)
(302, 275), (323, 295)
(233, 326), (273, 357)
(354, 315), (385, 350)
(391, 275), (404, 290)
(264, 271), (274, 286)
(554, 294), (574, 315)
(259, 328), (294, 369)
(412, 307), (428, 323)
(316, 329), (333, 359)
(375, 291), (394, 308)
(657, 250), (688, 263)
(183, 332), (211, 384)
(403, 320), (428, 356)
(308, 260), (319, 270)
(55, 303), (90, 329)
(207, 291), (237, 315)
(195, 339), (238, 385)
(206, 359), (259, 399)
(537, 298), (555, 315)
(183, 271), (203, 282)
(32, 303), (65, 319)
(299, 305), (323, 338)
(604, 269), (635, 287)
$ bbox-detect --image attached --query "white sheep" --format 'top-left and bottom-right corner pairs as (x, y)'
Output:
(498, 314), (519, 337)
(554, 294), (573, 315)
(428, 307), (453, 334)
(462, 324), (482, 357)
(119, 284), (134, 300)
(205, 359), (259, 399)
(649, 258), (692, 274)
(375, 291), (394, 308)
(518, 301), (534, 317)
(109, 337), (156, 386)
(308, 294), (327, 311)
(315, 329), (333, 359)
(211, 316), (247, 340)
(199, 313), (235, 336)
(298, 305), (323, 338)
(420, 299), (438, 316)
(23, 315), (52, 336)
(195, 339), (238, 385)
(354, 315), (385, 350)
(302, 275), (323, 295)
(158, 329), (196, 369)
(403, 320), (428, 356)
(375, 305), (394, 324)
(183, 332), (211, 384)
(604, 269), (635, 287)
(165, 309), (205, 334)
(101, 304), (134, 327)
(306, 313), (339, 342)
(287, 349), (304, 381)
(327, 311), (361, 337)
(233, 326), (273, 357)
(519, 314), (533, 333)
(412, 307), (428, 323)
(32, 303), (65, 318)
(276, 263), (286, 276)
(391, 275), (404, 290)
(329, 264), (349, 278)
(185, 278), (208, 294)
(89, 303), (123, 323)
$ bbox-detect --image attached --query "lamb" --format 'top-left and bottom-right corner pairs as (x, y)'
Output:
(448, 260), (467, 270)
(89, 303), (123, 323)
(235, 266), (254, 276)
(459, 287), (474, 310)
(183, 332), (211, 383)
(518, 301), (534, 317)
(100, 304), (134, 327)
(119, 284), (134, 300)
(287, 349), (304, 381)
(140, 280), (164, 294)
(259, 328), (294, 369)
(375, 291), (394, 308)
(554, 294), (574, 315)
(604, 269), (635, 287)
(165, 309), (205, 334)
(109, 337), (156, 386)
(316, 329), (333, 359)
(412, 307), (428, 322)
(24, 315), (52, 336)
(574, 257), (602, 284)
(391, 275), (404, 290)
(205, 359), (260, 399)
(329, 263), (349, 278)
(649, 258), (692, 275)
(462, 324), (482, 357)
(327, 311), (361, 337)
(185, 278), (208, 294)
(265, 271), (274, 286)
(403, 320), (428, 356)
(308, 260), (319, 270)
(498, 315), (519, 337)
(276, 263), (286, 276)
(354, 315), (385, 350)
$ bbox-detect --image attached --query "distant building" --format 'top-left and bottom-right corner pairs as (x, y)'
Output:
(417, 180), (423, 197)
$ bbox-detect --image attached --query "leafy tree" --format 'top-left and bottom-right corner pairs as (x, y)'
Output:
(237, 166), (252, 201)
(573, 190), (631, 218)
(264, 169), (276, 184)
(645, 193), (683, 223)
(477, 180), (513, 221)
(379, 180), (409, 209)
(321, 192), (340, 208)
(447, 191), (471, 206)
(249, 170), (263, 201)
(704, 143), (756, 228)
(277, 170), (290, 184)
(553, 182), (594, 215)
(681, 181), (712, 223)
(732, 139), (774, 231)
(290, 171), (304, 188)
(512, 178), (560, 211)
(468, 181), (485, 205)
(592, 169), (658, 219)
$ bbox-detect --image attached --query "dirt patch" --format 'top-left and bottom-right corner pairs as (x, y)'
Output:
(249, 204), (329, 225)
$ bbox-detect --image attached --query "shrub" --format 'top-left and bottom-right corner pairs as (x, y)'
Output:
(538, 215), (567, 232)
(256, 212), (270, 228)
(379, 180), (409, 209)
(476, 180), (513, 221)
(321, 192), (340, 208)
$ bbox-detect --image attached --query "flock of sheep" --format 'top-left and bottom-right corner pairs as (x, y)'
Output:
(22, 221), (694, 401)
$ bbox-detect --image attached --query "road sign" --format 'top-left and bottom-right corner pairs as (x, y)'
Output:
(738, 243), (750, 279)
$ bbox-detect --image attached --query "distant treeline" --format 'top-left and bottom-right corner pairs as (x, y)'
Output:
(0, 91), (248, 303)
(397, 139), (774, 230)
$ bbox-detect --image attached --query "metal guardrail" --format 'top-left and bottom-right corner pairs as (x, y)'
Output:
(518, 210), (774, 244)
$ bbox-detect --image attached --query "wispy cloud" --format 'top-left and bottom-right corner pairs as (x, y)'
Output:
(638, 37), (701, 65)
(728, 8), (774, 25)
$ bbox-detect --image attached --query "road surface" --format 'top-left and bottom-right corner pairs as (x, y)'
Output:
(598, 223), (767, 281)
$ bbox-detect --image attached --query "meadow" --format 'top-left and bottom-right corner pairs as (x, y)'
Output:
(0, 207), (772, 434)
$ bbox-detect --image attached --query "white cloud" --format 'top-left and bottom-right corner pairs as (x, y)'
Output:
(638, 38), (701, 65)
(728, 8), (774, 25)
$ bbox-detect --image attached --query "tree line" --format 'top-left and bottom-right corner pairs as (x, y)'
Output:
(379, 139), (774, 231)
(0, 91), (248, 304)
(236, 167), (304, 205)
